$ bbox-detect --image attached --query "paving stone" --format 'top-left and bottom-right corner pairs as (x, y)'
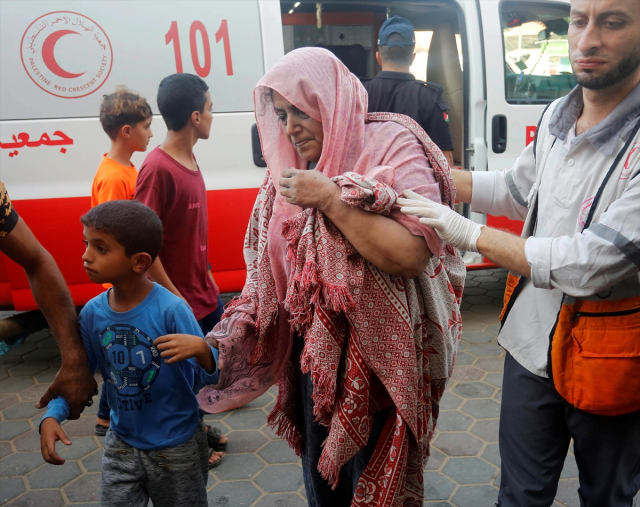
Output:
(462, 399), (501, 419)
(253, 493), (307, 507)
(560, 453), (579, 479)
(6, 343), (37, 356)
(225, 409), (268, 430)
(6, 489), (66, 506)
(423, 502), (453, 506)
(461, 331), (494, 344)
(0, 394), (20, 410)
(452, 485), (499, 507)
(0, 477), (26, 504)
(433, 433), (483, 457)
(225, 430), (268, 454)
(48, 357), (62, 368)
(36, 338), (59, 349)
(260, 424), (280, 440)
(426, 447), (446, 470)
(554, 479), (581, 507)
(487, 290), (507, 300)
(242, 391), (274, 410)
(13, 429), (40, 451)
(0, 441), (11, 459)
(24, 331), (50, 344)
(473, 357), (505, 372)
(8, 361), (50, 377)
(484, 324), (501, 336)
(424, 471), (456, 500)
(27, 461), (83, 488)
(453, 352), (475, 366)
(450, 366), (484, 381)
(213, 453), (265, 480)
(203, 412), (227, 422)
(0, 369), (8, 381)
(0, 451), (44, 475)
(464, 295), (495, 305)
(453, 382), (495, 399)
(64, 473), (101, 503)
(466, 344), (504, 357)
(0, 356), (23, 367)
(207, 480), (262, 507)
(462, 287), (487, 296)
(493, 389), (503, 402)
(484, 372), (503, 388)
(255, 464), (305, 493)
(471, 419), (500, 443)
(0, 420), (31, 440)
(482, 443), (501, 467)
(437, 411), (474, 432)
(23, 349), (61, 363)
(81, 450), (103, 472)
(2, 402), (41, 420)
(442, 457), (497, 484)
(494, 470), (501, 487)
(34, 369), (58, 383)
(56, 437), (98, 460)
(0, 377), (35, 394)
(439, 392), (463, 410)
(259, 440), (299, 464)
(473, 276), (499, 284)
(62, 416), (97, 437)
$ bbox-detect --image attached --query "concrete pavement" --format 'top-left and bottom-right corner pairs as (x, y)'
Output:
(1, 269), (638, 506)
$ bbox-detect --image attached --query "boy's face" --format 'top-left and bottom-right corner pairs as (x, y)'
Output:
(195, 92), (213, 140)
(127, 117), (153, 152)
(82, 226), (135, 284)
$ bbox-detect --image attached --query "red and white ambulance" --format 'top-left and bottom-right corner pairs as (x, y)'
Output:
(0, 0), (573, 311)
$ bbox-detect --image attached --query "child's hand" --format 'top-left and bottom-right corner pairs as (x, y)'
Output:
(40, 418), (72, 465)
(154, 334), (215, 373)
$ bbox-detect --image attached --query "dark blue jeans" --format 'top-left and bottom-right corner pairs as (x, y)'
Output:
(498, 352), (640, 507)
(295, 334), (390, 507)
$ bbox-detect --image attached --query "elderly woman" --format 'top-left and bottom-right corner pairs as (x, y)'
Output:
(199, 48), (464, 507)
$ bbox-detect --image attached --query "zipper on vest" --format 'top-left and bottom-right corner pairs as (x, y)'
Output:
(572, 306), (640, 321)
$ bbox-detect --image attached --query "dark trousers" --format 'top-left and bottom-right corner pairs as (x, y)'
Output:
(498, 352), (640, 507)
(295, 334), (389, 507)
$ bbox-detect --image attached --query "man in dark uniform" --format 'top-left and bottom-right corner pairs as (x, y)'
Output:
(362, 16), (455, 167)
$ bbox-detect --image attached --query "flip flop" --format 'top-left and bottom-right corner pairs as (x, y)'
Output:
(208, 449), (224, 469)
(206, 425), (228, 452)
(94, 424), (109, 437)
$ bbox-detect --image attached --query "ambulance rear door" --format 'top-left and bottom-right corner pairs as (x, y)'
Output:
(478, 0), (574, 231)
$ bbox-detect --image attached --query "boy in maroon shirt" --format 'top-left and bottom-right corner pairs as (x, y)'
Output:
(135, 73), (226, 466)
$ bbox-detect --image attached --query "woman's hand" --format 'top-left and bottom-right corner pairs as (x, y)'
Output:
(279, 168), (340, 210)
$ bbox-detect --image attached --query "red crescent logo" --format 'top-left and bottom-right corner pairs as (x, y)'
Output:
(41, 30), (85, 79)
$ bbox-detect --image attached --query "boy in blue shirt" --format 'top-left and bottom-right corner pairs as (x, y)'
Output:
(39, 200), (218, 507)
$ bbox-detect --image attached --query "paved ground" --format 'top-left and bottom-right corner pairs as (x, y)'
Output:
(1, 269), (638, 506)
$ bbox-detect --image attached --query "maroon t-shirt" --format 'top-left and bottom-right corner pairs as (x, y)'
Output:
(135, 147), (219, 320)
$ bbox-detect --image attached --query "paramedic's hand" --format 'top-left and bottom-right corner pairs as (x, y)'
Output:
(154, 334), (215, 374)
(279, 168), (339, 210)
(40, 418), (71, 465)
(398, 189), (484, 252)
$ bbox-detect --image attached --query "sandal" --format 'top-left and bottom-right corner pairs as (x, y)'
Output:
(208, 449), (224, 469)
(94, 424), (109, 437)
(205, 425), (228, 452)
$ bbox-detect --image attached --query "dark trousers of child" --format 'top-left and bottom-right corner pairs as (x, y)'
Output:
(497, 352), (640, 507)
(100, 419), (209, 507)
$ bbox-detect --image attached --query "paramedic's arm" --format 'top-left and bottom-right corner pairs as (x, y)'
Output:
(453, 141), (537, 221)
(0, 219), (97, 419)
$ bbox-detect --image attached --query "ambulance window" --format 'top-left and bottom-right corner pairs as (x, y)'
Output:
(408, 32), (463, 82)
(501, 2), (576, 104)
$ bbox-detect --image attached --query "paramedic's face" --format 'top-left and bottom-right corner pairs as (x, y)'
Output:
(196, 92), (213, 139)
(569, 0), (640, 89)
(130, 118), (153, 152)
(272, 90), (324, 163)
(82, 226), (132, 284)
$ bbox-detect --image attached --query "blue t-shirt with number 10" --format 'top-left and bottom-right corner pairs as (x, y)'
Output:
(42, 283), (219, 450)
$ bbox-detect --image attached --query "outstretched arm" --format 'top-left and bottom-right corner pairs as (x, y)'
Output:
(0, 218), (97, 418)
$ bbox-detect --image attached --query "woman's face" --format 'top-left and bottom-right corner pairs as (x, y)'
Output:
(272, 90), (323, 162)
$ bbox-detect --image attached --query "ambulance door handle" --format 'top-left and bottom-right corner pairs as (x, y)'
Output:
(251, 124), (267, 167)
(492, 115), (507, 154)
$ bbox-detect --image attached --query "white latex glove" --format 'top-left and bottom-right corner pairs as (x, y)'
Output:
(397, 189), (484, 252)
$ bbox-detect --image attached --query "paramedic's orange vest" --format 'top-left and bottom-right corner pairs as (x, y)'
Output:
(500, 115), (640, 417)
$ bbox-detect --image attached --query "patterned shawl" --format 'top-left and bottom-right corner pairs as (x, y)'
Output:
(199, 48), (465, 507)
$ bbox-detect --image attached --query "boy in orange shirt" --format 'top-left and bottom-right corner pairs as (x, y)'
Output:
(91, 86), (153, 207)
(91, 86), (153, 435)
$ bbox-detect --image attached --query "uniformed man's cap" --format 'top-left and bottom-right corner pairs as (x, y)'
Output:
(378, 16), (415, 48)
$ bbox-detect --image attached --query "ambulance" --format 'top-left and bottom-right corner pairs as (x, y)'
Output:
(0, 0), (574, 311)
